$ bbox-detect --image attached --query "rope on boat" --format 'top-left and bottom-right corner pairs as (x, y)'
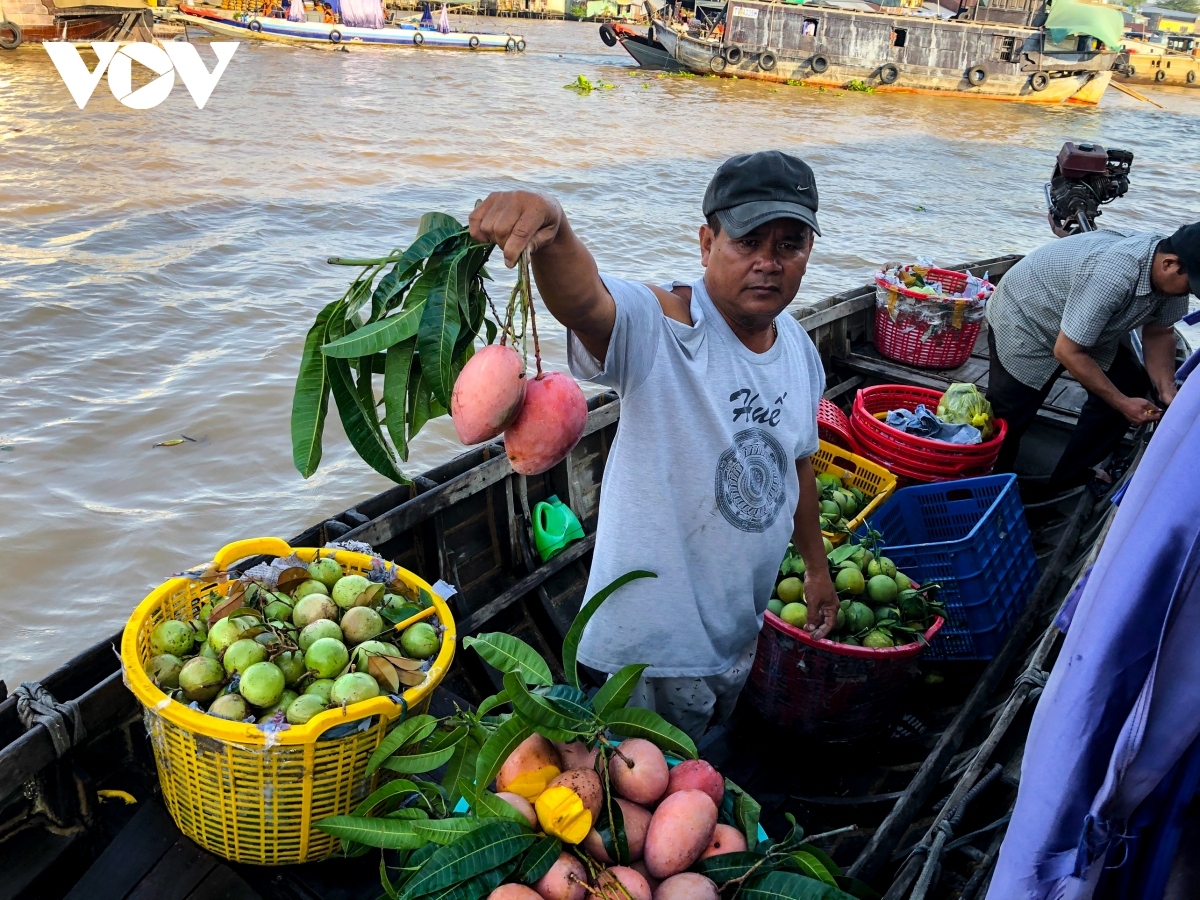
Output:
(15, 682), (86, 758)
(908, 764), (1004, 900)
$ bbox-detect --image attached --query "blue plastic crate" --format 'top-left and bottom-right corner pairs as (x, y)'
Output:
(860, 474), (1039, 660)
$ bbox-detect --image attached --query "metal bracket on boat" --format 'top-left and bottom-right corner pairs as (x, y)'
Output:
(15, 682), (87, 758)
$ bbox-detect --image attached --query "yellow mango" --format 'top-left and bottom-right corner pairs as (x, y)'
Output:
(535, 784), (593, 845)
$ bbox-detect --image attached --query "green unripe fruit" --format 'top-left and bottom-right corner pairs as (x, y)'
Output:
(819, 500), (841, 519)
(305, 637), (349, 679)
(304, 679), (336, 704)
(146, 654), (183, 689)
(223, 638), (267, 676)
(823, 537), (834, 554)
(835, 567), (866, 595)
(286, 694), (327, 725)
(258, 689), (299, 722)
(867, 574), (900, 604)
(340, 606), (384, 645)
(200, 642), (219, 661)
(151, 620), (194, 657)
(845, 601), (875, 633)
(292, 594), (339, 629)
(330, 672), (381, 706)
(208, 693), (249, 721)
(835, 607), (846, 631)
(275, 650), (306, 686)
(843, 636), (861, 646)
(190, 618), (208, 643)
(863, 629), (895, 648)
(239, 662), (285, 708)
(307, 557), (343, 588)
(767, 598), (784, 616)
(299, 619), (343, 652)
(895, 572), (913, 591)
(816, 472), (842, 492)
(875, 605), (900, 624)
(331, 574), (373, 610)
(833, 491), (857, 517)
(877, 557), (898, 578)
(293, 580), (329, 600)
(179, 656), (225, 702)
(207, 617), (246, 655)
(400, 622), (439, 659)
(776, 577), (804, 605)
(263, 596), (293, 623)
(780, 602), (807, 628)
(866, 559), (883, 578)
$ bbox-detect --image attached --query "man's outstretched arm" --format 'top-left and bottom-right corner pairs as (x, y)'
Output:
(469, 191), (616, 363)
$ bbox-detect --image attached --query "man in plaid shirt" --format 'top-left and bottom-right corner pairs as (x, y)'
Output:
(986, 223), (1199, 489)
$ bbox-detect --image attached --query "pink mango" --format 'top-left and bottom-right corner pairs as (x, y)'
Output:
(451, 344), (527, 445)
(503, 372), (587, 476)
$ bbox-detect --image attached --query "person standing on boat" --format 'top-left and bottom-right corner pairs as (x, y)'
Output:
(985, 223), (1199, 490)
(468, 151), (839, 741)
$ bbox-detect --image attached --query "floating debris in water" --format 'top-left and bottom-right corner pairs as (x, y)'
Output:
(152, 434), (198, 448)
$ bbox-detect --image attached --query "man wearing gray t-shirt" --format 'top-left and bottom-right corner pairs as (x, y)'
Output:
(468, 151), (838, 740)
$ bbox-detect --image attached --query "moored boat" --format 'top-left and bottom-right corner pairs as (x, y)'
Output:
(1116, 33), (1200, 88)
(175, 3), (525, 50)
(0, 0), (151, 50)
(598, 20), (686, 70)
(652, 0), (1121, 104)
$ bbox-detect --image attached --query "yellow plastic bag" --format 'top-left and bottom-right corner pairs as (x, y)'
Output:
(937, 383), (995, 440)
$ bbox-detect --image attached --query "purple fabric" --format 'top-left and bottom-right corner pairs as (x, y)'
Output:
(338, 0), (383, 27)
(988, 369), (1200, 900)
(288, 0), (306, 22)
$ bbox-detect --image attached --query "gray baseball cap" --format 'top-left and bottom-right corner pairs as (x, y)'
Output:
(703, 150), (821, 239)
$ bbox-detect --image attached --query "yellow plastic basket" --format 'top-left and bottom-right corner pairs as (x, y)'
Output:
(812, 440), (897, 546)
(121, 537), (457, 865)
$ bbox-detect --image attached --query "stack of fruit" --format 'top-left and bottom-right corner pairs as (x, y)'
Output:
(768, 534), (945, 649)
(815, 472), (872, 535)
(143, 555), (443, 726)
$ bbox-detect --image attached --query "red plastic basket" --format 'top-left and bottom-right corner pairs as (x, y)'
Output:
(746, 613), (943, 741)
(873, 267), (988, 370)
(817, 398), (853, 451)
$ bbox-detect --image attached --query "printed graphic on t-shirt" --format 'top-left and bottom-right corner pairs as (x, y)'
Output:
(715, 427), (788, 533)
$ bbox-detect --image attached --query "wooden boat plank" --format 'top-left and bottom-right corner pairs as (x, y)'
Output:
(64, 800), (178, 900)
(0, 824), (84, 900)
(180, 864), (261, 900)
(125, 839), (218, 900)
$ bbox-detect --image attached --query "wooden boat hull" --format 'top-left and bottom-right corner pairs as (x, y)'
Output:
(616, 30), (686, 71)
(175, 9), (524, 50)
(1116, 53), (1200, 88)
(0, 3), (138, 46)
(654, 1), (1116, 104)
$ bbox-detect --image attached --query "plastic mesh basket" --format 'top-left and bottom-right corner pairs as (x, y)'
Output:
(121, 538), (456, 865)
(812, 440), (897, 546)
(873, 267), (990, 370)
(817, 398), (854, 451)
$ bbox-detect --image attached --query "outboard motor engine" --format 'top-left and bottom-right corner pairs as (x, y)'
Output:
(1045, 142), (1134, 235)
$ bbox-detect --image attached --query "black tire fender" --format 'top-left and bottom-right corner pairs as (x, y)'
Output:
(646, 25), (655, 42)
(505, 36), (516, 51)
(468, 35), (479, 48)
(599, 23), (617, 46)
(412, 30), (423, 45)
(249, 19), (263, 31)
(0, 21), (22, 50)
(966, 64), (987, 86)
(760, 50), (777, 71)
(725, 44), (743, 65)
(879, 63), (899, 84)
(1127, 65), (1136, 77)
(1188, 70), (1196, 84)
(810, 54), (829, 73)
(515, 38), (525, 51)
(710, 54), (726, 73)
(1156, 69), (1166, 82)
(1030, 71), (1049, 91)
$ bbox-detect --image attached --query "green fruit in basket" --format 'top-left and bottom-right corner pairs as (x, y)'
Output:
(780, 602), (807, 628)
(867, 574), (900, 604)
(877, 557), (898, 578)
(863, 629), (895, 649)
(331, 574), (373, 609)
(849, 486), (866, 506)
(286, 693), (327, 725)
(293, 580), (330, 600)
(767, 598), (784, 617)
(190, 618), (208, 643)
(308, 557), (343, 588)
(151, 620), (195, 657)
(330, 671), (381, 706)
(819, 500), (841, 519)
(207, 617), (248, 656)
(292, 594), (339, 629)
(275, 650), (306, 686)
(258, 689), (299, 722)
(263, 595), (293, 623)
(146, 654), (183, 690)
(835, 568), (866, 595)
(874, 605), (900, 625)
(299, 619), (343, 652)
(304, 679), (336, 704)
(843, 636), (861, 646)
(833, 490), (857, 518)
(340, 607), (384, 646)
(401, 622), (440, 659)
(305, 637), (350, 679)
(239, 661), (285, 708)
(895, 572), (914, 591)
(845, 601), (875, 633)
(207, 693), (249, 721)
(352, 641), (402, 678)
(816, 473), (842, 492)
(835, 607), (846, 631)
(200, 642), (219, 661)
(823, 537), (834, 554)
(777, 577), (804, 605)
(223, 638), (267, 676)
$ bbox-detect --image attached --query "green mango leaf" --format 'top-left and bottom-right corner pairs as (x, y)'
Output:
(411, 818), (506, 845)
(322, 304), (425, 359)
(790, 851), (838, 887)
(473, 789), (535, 826)
(517, 837), (562, 883)
(416, 249), (463, 408)
(407, 355), (441, 444)
(503, 672), (594, 740)
(425, 725), (470, 754)
(327, 354), (407, 483)
(596, 784), (629, 864)
(399, 822), (535, 900)
(416, 212), (463, 238)
(604, 707), (697, 760)
(464, 634), (553, 687)
(538, 684), (594, 720)
(828, 544), (860, 565)
(476, 691), (510, 718)
(291, 300), (340, 478)
(562, 570), (657, 690)
(798, 845), (842, 878)
(370, 258), (420, 322)
(475, 715), (534, 797)
(421, 858), (518, 900)
(742, 870), (848, 900)
(384, 337), (418, 462)
(352, 778), (422, 816)
(314, 815), (425, 850)
(368, 715), (439, 774)
(590, 664), (648, 717)
(728, 778), (763, 852)
(834, 875), (883, 900)
(382, 737), (463, 775)
(694, 850), (776, 882)
(443, 734), (481, 811)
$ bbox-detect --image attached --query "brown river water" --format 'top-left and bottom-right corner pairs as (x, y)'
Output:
(1, 19), (1199, 681)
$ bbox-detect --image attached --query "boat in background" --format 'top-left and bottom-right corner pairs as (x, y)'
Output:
(0, 0), (151, 50)
(598, 20), (686, 70)
(175, 3), (525, 50)
(1117, 33), (1200, 88)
